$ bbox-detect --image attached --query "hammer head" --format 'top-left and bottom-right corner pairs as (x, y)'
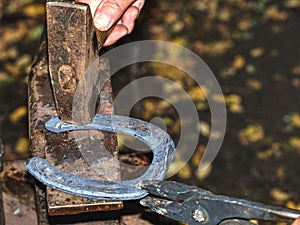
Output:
(47, 1), (110, 124)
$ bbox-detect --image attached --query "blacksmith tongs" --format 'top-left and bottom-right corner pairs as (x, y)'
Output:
(139, 180), (300, 225)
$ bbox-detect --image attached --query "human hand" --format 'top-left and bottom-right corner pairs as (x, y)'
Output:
(292, 217), (300, 225)
(77, 0), (145, 46)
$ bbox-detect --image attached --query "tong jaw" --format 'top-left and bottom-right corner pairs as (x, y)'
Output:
(139, 180), (300, 225)
(139, 180), (212, 225)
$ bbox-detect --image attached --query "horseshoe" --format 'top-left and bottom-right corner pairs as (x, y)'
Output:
(25, 114), (175, 200)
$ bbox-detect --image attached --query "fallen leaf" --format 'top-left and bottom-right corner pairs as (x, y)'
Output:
(23, 4), (45, 17)
(195, 164), (212, 180)
(224, 94), (242, 104)
(238, 19), (253, 31)
(194, 40), (233, 57)
(193, 1), (208, 11)
(164, 11), (177, 24)
(192, 145), (206, 167)
(220, 66), (237, 78)
(270, 188), (291, 202)
(188, 87), (207, 102)
(198, 121), (211, 137)
(208, 41), (233, 56)
(246, 78), (263, 90)
(224, 95), (244, 113)
(289, 137), (300, 150)
(232, 54), (246, 69)
(229, 103), (244, 113)
(238, 124), (265, 145)
(15, 137), (29, 156)
(211, 94), (226, 103)
(290, 113), (300, 128)
(167, 160), (186, 177)
(284, 0), (300, 8)
(286, 201), (300, 210)
(171, 21), (184, 33)
(256, 143), (281, 160)
(178, 164), (192, 179)
(218, 7), (231, 22)
(264, 5), (289, 21)
(250, 47), (265, 58)
(9, 105), (27, 123)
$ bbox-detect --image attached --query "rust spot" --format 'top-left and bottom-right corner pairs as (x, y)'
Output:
(58, 64), (77, 92)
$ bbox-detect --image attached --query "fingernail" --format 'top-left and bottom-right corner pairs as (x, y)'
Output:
(135, 1), (144, 10)
(94, 14), (113, 31)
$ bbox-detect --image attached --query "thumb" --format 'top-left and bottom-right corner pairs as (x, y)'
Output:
(94, 0), (135, 31)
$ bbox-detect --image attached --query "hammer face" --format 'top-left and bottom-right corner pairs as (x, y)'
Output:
(47, 1), (101, 124)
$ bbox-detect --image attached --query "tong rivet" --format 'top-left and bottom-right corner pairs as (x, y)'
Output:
(193, 207), (208, 223)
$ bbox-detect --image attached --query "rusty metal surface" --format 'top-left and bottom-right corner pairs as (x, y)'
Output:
(1, 160), (38, 225)
(45, 54), (122, 216)
(47, 1), (110, 124)
(28, 22), (121, 225)
(0, 139), (5, 225)
(0, 160), (158, 225)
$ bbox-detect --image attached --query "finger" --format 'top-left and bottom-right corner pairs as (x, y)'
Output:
(103, 24), (128, 46)
(292, 217), (300, 225)
(132, 0), (145, 12)
(121, 6), (139, 34)
(94, 0), (136, 31)
(76, 0), (99, 15)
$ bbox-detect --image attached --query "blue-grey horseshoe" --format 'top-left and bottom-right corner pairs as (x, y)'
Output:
(25, 114), (175, 200)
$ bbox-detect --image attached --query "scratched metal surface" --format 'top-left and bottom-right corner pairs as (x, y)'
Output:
(47, 1), (98, 124)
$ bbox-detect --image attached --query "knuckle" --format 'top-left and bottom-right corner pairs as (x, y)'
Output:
(105, 0), (125, 14)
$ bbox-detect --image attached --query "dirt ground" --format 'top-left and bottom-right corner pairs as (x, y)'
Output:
(0, 0), (300, 224)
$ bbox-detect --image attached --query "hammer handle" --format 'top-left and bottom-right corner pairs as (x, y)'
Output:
(95, 25), (115, 50)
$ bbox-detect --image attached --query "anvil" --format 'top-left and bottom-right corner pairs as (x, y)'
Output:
(28, 0), (122, 222)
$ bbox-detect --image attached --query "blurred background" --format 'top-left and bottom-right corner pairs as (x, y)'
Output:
(0, 0), (300, 224)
